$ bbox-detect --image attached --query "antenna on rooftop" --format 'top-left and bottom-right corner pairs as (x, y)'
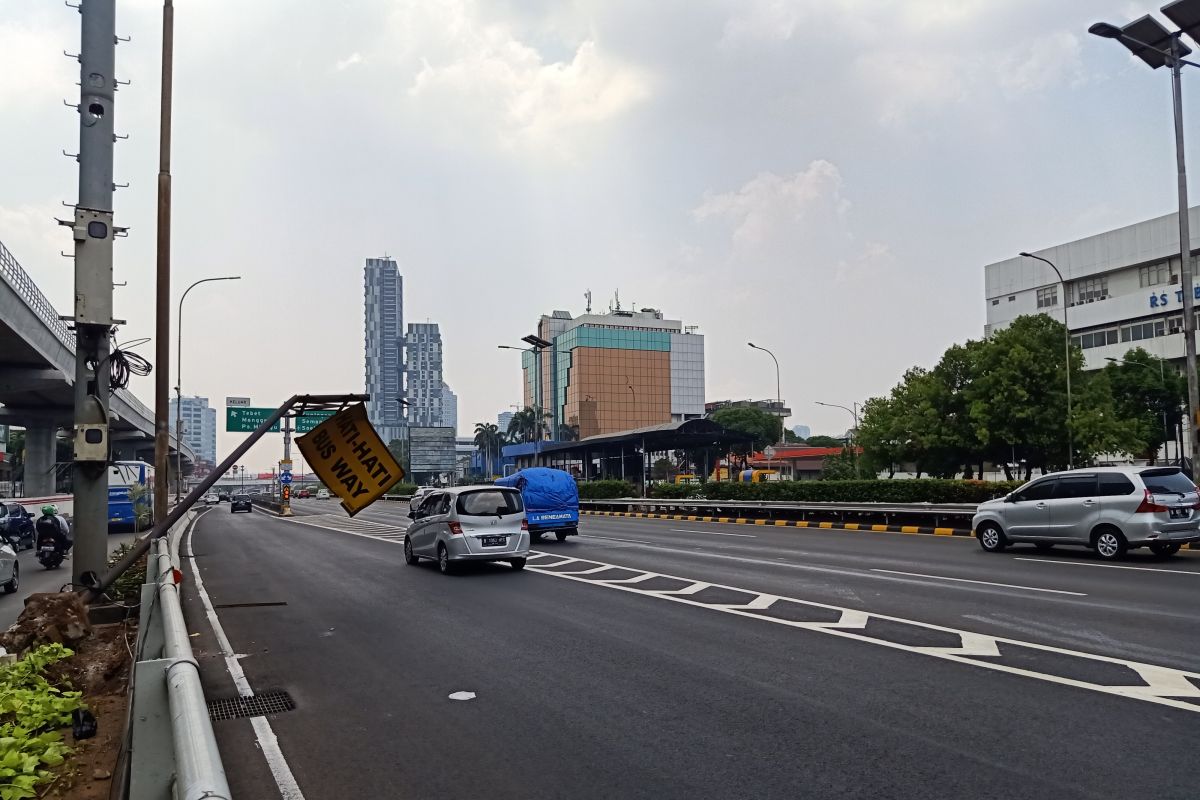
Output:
(584, 289), (592, 314)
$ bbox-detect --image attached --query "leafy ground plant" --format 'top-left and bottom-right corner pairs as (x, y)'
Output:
(106, 542), (146, 604)
(0, 644), (83, 799)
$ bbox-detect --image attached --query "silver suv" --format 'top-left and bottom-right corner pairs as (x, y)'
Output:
(973, 466), (1200, 560)
(404, 486), (530, 574)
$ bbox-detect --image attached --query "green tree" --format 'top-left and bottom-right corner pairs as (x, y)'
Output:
(802, 435), (843, 448)
(506, 407), (551, 444)
(710, 407), (781, 455)
(819, 448), (858, 480)
(856, 396), (906, 478)
(968, 314), (1078, 479)
(651, 457), (676, 481)
(1070, 370), (1143, 462)
(1103, 348), (1185, 462)
(473, 423), (504, 477)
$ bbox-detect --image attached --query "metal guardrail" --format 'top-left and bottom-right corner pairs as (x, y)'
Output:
(129, 510), (231, 800)
(580, 498), (978, 528)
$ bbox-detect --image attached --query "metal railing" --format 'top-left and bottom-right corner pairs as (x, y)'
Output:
(129, 510), (231, 800)
(580, 498), (977, 528)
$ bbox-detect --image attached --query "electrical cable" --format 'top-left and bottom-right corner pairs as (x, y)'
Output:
(104, 336), (152, 391)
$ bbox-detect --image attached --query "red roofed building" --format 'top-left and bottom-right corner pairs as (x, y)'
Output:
(746, 445), (861, 480)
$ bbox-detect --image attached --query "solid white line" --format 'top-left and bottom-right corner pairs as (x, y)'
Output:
(869, 568), (1087, 596)
(188, 514), (307, 799)
(670, 528), (756, 538)
(1014, 557), (1200, 575)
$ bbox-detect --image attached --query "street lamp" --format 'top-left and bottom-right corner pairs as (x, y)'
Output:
(815, 400), (860, 475)
(1090, 3), (1200, 476)
(175, 275), (240, 501)
(498, 337), (550, 465)
(747, 342), (783, 445)
(1106, 356), (1175, 462)
(1019, 252), (1073, 469)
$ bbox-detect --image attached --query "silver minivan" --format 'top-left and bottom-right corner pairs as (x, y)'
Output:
(403, 486), (530, 574)
(973, 466), (1200, 559)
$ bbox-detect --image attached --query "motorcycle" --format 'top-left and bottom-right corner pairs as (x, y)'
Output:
(36, 533), (64, 569)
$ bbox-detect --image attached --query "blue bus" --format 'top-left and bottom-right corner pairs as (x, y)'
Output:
(108, 461), (154, 531)
(495, 467), (579, 542)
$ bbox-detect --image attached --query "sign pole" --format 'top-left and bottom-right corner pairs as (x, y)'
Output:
(280, 417), (293, 516)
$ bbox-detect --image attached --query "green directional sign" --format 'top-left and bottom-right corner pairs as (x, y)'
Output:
(226, 407), (280, 433)
(294, 410), (335, 433)
(226, 407), (336, 434)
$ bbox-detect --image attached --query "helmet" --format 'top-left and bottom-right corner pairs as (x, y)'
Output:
(41, 505), (57, 516)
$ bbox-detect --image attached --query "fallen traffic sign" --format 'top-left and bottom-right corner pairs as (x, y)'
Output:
(295, 404), (404, 516)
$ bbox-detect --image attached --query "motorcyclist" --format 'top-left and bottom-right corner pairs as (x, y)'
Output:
(35, 505), (72, 552)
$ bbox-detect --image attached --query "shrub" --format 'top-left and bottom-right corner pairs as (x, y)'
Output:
(647, 483), (701, 499)
(577, 480), (636, 499)
(644, 479), (1019, 504)
(385, 483), (419, 496)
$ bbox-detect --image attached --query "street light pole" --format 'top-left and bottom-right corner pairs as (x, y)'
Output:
(1090, 15), (1200, 476)
(815, 401), (860, 475)
(1019, 252), (1073, 469)
(175, 276), (240, 500)
(748, 343), (783, 445)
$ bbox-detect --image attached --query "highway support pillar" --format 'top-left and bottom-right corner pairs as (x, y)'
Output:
(23, 426), (57, 497)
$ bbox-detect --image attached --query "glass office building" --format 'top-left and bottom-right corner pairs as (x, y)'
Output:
(363, 257), (405, 443)
(521, 308), (705, 440)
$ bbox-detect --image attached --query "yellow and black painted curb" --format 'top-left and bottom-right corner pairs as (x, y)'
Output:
(581, 509), (971, 537)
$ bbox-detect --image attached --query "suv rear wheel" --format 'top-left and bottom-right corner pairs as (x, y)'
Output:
(438, 544), (455, 575)
(1093, 527), (1127, 561)
(977, 522), (1006, 553)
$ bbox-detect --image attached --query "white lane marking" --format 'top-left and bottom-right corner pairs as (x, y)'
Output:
(188, 515), (306, 799)
(448, 691), (476, 701)
(869, 568), (1087, 596)
(578, 534), (654, 545)
(1014, 557), (1200, 575)
(285, 516), (403, 544)
(526, 550), (1200, 713)
(669, 528), (757, 538)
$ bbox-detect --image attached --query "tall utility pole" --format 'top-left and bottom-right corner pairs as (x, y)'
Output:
(70, 0), (118, 588)
(1168, 34), (1200, 478)
(153, 0), (174, 524)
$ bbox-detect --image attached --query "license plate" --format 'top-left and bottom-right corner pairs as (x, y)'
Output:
(480, 535), (507, 547)
(1170, 507), (1190, 519)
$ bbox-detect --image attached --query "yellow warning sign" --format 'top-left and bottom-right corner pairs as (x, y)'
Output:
(295, 404), (404, 516)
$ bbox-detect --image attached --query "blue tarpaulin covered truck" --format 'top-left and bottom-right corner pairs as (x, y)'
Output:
(495, 467), (579, 542)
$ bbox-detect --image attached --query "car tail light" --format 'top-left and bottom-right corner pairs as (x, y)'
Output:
(521, 520), (528, 531)
(1135, 489), (1170, 513)
(448, 521), (463, 535)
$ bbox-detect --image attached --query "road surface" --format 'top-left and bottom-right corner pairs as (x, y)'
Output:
(0, 530), (135, 629)
(180, 498), (1199, 799)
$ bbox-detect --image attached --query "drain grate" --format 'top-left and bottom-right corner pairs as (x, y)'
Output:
(207, 689), (296, 721)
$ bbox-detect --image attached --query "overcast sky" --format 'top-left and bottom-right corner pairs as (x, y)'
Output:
(1, 1), (1194, 471)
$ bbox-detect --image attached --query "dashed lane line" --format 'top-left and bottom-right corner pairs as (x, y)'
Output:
(869, 568), (1087, 596)
(524, 552), (1200, 714)
(669, 528), (757, 538)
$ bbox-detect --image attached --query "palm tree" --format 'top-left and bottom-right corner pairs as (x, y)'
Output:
(473, 422), (502, 477)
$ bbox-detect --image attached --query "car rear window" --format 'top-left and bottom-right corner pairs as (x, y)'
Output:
(1098, 473), (1136, 496)
(233, 495), (249, 501)
(1139, 469), (1197, 496)
(456, 489), (523, 517)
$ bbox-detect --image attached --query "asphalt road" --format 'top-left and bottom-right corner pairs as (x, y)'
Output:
(181, 499), (1199, 800)
(0, 530), (135, 630)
